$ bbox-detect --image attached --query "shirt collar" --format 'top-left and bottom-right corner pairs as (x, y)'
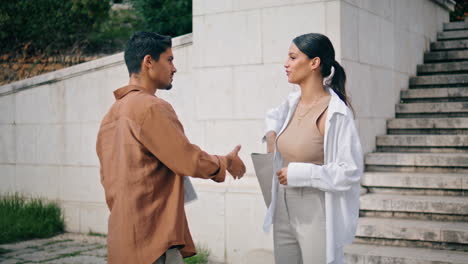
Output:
(113, 85), (155, 100)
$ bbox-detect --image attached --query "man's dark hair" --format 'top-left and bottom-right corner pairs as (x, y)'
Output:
(124, 32), (172, 76)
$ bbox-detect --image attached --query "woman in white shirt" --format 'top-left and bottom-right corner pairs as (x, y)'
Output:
(263, 33), (363, 264)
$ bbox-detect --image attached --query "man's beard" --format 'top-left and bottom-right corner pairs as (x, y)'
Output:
(160, 83), (173, 90)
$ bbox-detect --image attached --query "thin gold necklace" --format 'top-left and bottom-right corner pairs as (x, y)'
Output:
(295, 95), (327, 124)
(295, 104), (314, 124)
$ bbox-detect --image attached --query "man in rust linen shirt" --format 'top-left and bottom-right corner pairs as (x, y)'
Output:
(96, 32), (246, 264)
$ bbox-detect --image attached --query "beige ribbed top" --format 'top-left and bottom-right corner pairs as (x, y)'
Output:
(277, 95), (331, 167)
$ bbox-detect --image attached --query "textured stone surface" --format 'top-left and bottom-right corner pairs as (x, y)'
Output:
(410, 74), (468, 86)
(0, 234), (106, 264)
(376, 134), (468, 148)
(444, 22), (468, 31)
(418, 62), (468, 76)
(438, 29), (468, 40)
(401, 87), (468, 99)
(387, 117), (468, 129)
(362, 172), (465, 190)
(431, 39), (468, 51)
(356, 217), (468, 243)
(365, 152), (468, 167)
(396, 102), (468, 114)
(360, 194), (468, 215)
(41, 255), (106, 264)
(0, 124), (15, 163)
(345, 244), (468, 264)
(424, 50), (468, 62)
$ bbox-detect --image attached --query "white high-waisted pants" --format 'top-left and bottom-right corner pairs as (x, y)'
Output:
(273, 186), (328, 264)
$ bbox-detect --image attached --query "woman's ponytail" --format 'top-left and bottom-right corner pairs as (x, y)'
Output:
(331, 61), (354, 115)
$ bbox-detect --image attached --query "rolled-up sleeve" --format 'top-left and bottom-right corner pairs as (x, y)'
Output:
(262, 100), (289, 142)
(139, 101), (227, 182)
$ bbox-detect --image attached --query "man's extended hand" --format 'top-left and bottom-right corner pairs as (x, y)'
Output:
(226, 145), (246, 179)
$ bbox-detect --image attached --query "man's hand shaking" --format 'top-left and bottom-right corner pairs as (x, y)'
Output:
(226, 145), (246, 179)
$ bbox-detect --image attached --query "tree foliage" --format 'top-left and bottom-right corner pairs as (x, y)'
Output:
(0, 0), (193, 56)
(129, 0), (192, 37)
(0, 0), (110, 54)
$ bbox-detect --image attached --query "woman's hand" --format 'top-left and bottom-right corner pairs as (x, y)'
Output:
(277, 167), (288, 185)
(265, 131), (277, 153)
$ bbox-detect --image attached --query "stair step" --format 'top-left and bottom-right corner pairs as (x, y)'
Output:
(376, 134), (468, 148)
(386, 118), (468, 135)
(356, 217), (468, 244)
(365, 152), (468, 168)
(418, 61), (468, 75)
(395, 102), (468, 118)
(431, 39), (468, 51)
(401, 87), (468, 101)
(362, 172), (467, 190)
(345, 244), (468, 264)
(425, 50), (468, 63)
(438, 30), (468, 40)
(444, 22), (468, 31)
(410, 74), (468, 87)
(360, 193), (468, 215)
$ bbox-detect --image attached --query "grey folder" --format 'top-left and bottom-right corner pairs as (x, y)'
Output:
(184, 176), (198, 204)
(251, 153), (274, 207)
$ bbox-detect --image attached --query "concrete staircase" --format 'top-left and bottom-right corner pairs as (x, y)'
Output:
(345, 21), (468, 263)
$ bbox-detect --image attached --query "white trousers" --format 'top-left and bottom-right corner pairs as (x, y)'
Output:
(273, 186), (327, 264)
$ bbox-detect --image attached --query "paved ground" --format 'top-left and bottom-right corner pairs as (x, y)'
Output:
(0, 233), (107, 264)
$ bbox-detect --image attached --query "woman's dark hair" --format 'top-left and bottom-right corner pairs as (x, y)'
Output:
(124, 32), (172, 76)
(292, 33), (354, 114)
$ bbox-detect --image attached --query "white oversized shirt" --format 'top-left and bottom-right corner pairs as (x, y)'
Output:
(263, 88), (363, 263)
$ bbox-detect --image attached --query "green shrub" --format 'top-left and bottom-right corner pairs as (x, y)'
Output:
(129, 0), (192, 37)
(450, 0), (468, 22)
(0, 0), (110, 54)
(0, 194), (64, 244)
(184, 246), (210, 264)
(87, 230), (107, 237)
(0, 247), (11, 255)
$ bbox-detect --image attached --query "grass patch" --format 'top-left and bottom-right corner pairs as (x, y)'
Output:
(42, 239), (73, 246)
(25, 245), (40, 250)
(0, 194), (64, 244)
(35, 250), (84, 263)
(0, 247), (12, 255)
(184, 246), (210, 264)
(57, 251), (82, 258)
(87, 231), (107, 238)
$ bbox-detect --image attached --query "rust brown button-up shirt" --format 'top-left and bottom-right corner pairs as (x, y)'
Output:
(96, 85), (227, 264)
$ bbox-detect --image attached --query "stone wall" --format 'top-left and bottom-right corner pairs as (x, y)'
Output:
(341, 0), (451, 153)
